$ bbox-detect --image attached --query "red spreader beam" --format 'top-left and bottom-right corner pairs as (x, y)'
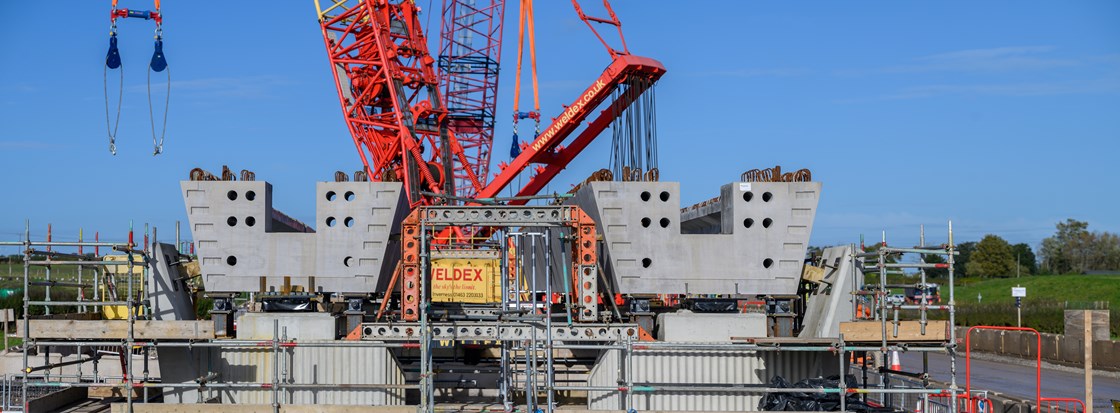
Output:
(477, 54), (665, 202)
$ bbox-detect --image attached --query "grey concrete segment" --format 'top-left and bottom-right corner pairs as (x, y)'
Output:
(147, 242), (196, 321)
(798, 245), (856, 338)
(181, 180), (407, 293)
(236, 313), (337, 340)
(656, 311), (767, 341)
(569, 181), (821, 295)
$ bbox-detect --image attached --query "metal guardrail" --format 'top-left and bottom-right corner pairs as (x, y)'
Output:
(850, 365), (953, 413)
(0, 373), (75, 412)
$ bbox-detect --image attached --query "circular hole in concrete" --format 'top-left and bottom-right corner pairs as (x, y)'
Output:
(226, 190), (237, 201)
(344, 217), (355, 227)
(245, 216), (256, 227)
(226, 256), (237, 266)
(344, 256), (353, 267)
(245, 191), (256, 201)
(641, 217), (651, 227)
(762, 192), (773, 202)
(763, 218), (773, 228)
(743, 192), (753, 202)
(226, 216), (237, 227)
(326, 191), (337, 201)
(659, 218), (670, 228)
(326, 217), (337, 227)
(640, 191), (651, 202)
(659, 191), (670, 202)
(345, 191), (355, 201)
(744, 218), (754, 228)
(763, 258), (774, 268)
(642, 258), (652, 268)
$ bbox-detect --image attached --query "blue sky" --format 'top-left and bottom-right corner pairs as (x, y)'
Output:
(1, 1), (1118, 252)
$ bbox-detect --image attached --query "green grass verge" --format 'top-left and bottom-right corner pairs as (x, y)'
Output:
(915, 274), (1120, 338)
(952, 274), (1120, 305)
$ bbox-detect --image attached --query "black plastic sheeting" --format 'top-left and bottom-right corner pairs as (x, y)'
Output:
(686, 298), (738, 313)
(758, 375), (896, 412)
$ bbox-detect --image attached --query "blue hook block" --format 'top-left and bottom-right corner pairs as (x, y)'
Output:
(510, 134), (522, 158)
(150, 38), (167, 72)
(106, 34), (122, 69)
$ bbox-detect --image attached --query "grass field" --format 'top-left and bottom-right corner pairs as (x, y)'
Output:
(913, 274), (1120, 337)
(0, 262), (93, 291)
(952, 274), (1120, 306)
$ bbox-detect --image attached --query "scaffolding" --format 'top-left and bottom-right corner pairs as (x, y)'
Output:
(371, 208), (968, 413)
(0, 221), (418, 413)
(0, 214), (1024, 413)
(850, 223), (961, 413)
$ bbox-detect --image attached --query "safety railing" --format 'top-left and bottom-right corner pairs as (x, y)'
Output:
(1040, 397), (1085, 413)
(965, 326), (1084, 413)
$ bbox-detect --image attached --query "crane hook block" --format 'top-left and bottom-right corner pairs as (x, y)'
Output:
(509, 134), (522, 158)
(149, 37), (167, 72)
(106, 34), (122, 69)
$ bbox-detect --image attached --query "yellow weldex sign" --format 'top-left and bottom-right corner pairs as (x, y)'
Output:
(431, 258), (500, 303)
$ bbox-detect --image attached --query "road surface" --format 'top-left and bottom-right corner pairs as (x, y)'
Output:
(899, 350), (1119, 411)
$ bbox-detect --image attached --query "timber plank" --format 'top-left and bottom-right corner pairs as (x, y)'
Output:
(24, 320), (213, 340)
(839, 320), (948, 343)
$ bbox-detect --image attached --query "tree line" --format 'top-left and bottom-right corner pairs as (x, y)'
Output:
(816, 218), (1120, 278)
(937, 218), (1118, 278)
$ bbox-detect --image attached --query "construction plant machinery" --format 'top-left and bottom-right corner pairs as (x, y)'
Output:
(172, 0), (844, 410)
(6, 1), (992, 413)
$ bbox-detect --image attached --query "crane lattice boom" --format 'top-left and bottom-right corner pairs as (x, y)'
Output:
(316, 0), (483, 207)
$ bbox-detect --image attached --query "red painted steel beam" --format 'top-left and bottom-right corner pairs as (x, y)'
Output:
(476, 54), (665, 201)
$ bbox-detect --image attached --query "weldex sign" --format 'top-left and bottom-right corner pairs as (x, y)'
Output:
(431, 258), (500, 303)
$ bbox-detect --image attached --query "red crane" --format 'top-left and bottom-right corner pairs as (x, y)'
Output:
(437, 0), (507, 200)
(315, 0), (484, 207)
(475, 0), (665, 202)
(316, 0), (663, 211)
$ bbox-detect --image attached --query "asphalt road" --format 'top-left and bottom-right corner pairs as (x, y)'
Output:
(899, 351), (1120, 411)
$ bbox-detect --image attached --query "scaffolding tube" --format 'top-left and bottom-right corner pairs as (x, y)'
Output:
(2, 218), (971, 413)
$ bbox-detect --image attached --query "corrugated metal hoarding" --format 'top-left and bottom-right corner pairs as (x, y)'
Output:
(159, 342), (405, 405)
(588, 349), (839, 411)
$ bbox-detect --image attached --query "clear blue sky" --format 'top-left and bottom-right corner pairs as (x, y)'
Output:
(1, 1), (1118, 252)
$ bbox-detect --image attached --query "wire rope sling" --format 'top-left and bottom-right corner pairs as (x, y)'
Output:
(510, 0), (541, 160)
(104, 0), (169, 156)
